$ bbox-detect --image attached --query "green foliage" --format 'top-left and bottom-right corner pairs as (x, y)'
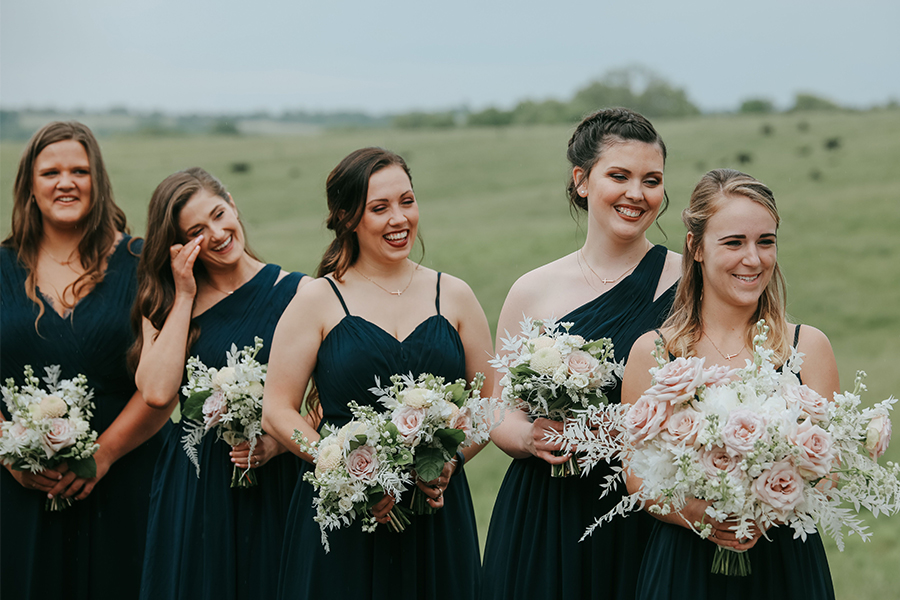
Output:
(740, 98), (776, 114)
(68, 457), (97, 479)
(791, 92), (843, 112)
(414, 445), (446, 482)
(393, 111), (457, 129)
(181, 390), (212, 422)
(211, 119), (240, 135)
(466, 107), (515, 127)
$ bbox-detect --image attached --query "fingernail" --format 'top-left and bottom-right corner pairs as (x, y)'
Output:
(47, 493), (53, 499)
(57, 474), (63, 480)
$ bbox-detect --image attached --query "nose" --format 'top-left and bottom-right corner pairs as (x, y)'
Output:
(387, 205), (407, 226)
(57, 171), (75, 190)
(623, 180), (644, 201)
(742, 244), (761, 267)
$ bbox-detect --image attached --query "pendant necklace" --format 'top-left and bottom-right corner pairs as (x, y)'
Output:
(703, 331), (744, 361)
(356, 263), (418, 296)
(578, 245), (645, 286)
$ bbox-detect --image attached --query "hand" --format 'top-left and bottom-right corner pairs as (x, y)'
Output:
(416, 460), (457, 510)
(230, 434), (284, 469)
(371, 493), (396, 524)
(683, 499), (764, 551)
(528, 417), (572, 465)
(6, 462), (69, 495)
(57, 452), (113, 501)
(169, 235), (202, 298)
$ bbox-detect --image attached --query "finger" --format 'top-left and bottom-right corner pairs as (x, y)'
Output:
(75, 480), (96, 501)
(47, 472), (77, 498)
(536, 449), (572, 465)
(63, 477), (88, 498)
(183, 241), (202, 270)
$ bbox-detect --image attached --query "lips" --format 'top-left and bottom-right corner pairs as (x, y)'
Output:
(211, 235), (233, 252)
(615, 205), (644, 219)
(733, 274), (760, 283)
(54, 196), (79, 203)
(384, 230), (409, 247)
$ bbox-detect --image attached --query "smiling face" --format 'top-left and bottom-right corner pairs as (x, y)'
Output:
(574, 139), (665, 244)
(694, 193), (778, 310)
(177, 188), (245, 269)
(31, 139), (93, 231)
(354, 165), (418, 264)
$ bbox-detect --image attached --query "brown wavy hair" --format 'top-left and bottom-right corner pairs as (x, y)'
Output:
(663, 168), (790, 363)
(2, 121), (129, 331)
(127, 167), (257, 371)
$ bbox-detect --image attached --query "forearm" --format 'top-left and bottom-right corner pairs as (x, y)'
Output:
(261, 403), (318, 463)
(489, 409), (534, 459)
(95, 390), (174, 466)
(136, 295), (194, 407)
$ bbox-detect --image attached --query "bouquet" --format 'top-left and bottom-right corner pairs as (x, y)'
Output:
(181, 337), (267, 488)
(490, 317), (623, 476)
(369, 372), (501, 514)
(293, 402), (415, 552)
(576, 321), (900, 576)
(1, 365), (99, 511)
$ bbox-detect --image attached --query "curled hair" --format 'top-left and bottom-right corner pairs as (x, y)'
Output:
(2, 121), (129, 331)
(127, 167), (257, 371)
(566, 107), (669, 221)
(663, 168), (790, 363)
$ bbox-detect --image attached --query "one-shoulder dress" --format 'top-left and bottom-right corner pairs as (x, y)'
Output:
(481, 244), (677, 600)
(636, 325), (835, 600)
(139, 264), (304, 600)
(276, 273), (481, 600)
(1, 237), (168, 600)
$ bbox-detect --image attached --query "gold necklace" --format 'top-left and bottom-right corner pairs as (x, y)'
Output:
(578, 247), (644, 286)
(703, 331), (745, 361)
(356, 263), (418, 296)
(205, 278), (235, 296)
(41, 245), (78, 266)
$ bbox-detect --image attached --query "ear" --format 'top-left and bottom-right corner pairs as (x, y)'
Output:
(687, 232), (702, 262)
(572, 167), (587, 197)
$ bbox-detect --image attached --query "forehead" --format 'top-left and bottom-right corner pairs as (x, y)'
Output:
(34, 140), (90, 167)
(707, 194), (777, 233)
(367, 165), (412, 201)
(594, 140), (664, 171)
(177, 188), (227, 230)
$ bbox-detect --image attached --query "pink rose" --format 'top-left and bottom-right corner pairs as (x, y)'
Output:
(783, 384), (828, 423)
(704, 365), (738, 388)
(346, 445), (379, 482)
(10, 421), (28, 439)
(566, 350), (599, 376)
(392, 406), (426, 445)
(449, 406), (473, 440)
(660, 407), (704, 447)
(866, 414), (892, 460)
(789, 419), (835, 479)
(722, 409), (767, 457)
(699, 445), (743, 478)
(645, 357), (708, 405)
(44, 418), (77, 453)
(625, 396), (672, 446)
(751, 459), (805, 517)
(202, 390), (228, 429)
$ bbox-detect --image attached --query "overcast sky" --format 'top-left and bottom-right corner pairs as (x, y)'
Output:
(2, 0), (898, 115)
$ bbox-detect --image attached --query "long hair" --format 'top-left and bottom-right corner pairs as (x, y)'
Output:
(316, 147), (414, 279)
(2, 121), (129, 331)
(663, 168), (790, 363)
(566, 107), (669, 220)
(127, 167), (257, 371)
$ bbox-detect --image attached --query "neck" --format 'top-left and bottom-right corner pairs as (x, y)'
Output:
(699, 297), (758, 339)
(353, 255), (412, 278)
(40, 226), (85, 257)
(581, 231), (651, 269)
(204, 254), (261, 292)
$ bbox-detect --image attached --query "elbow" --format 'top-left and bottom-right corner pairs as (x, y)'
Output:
(142, 388), (177, 410)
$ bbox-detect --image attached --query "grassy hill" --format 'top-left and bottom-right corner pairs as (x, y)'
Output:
(2, 109), (898, 597)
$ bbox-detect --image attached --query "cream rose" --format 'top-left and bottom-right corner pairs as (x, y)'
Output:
(783, 384), (828, 423)
(202, 390), (228, 428)
(392, 406), (426, 444)
(43, 418), (78, 453)
(449, 406), (473, 438)
(789, 419), (835, 479)
(315, 442), (343, 476)
(337, 421), (368, 448)
(646, 357), (708, 405)
(246, 381), (265, 399)
(212, 366), (237, 389)
(530, 336), (555, 351)
(660, 407), (704, 447)
(346, 445), (378, 482)
(566, 350), (599, 376)
(39, 395), (68, 419)
(531, 347), (563, 376)
(402, 388), (430, 409)
(751, 459), (805, 517)
(722, 409), (767, 457)
(698, 445), (743, 478)
(567, 335), (586, 347)
(866, 414), (892, 460)
(625, 396), (672, 446)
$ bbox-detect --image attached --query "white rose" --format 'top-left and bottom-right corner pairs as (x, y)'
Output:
(530, 336), (555, 351)
(246, 381), (265, 399)
(567, 335), (586, 348)
(212, 366), (237, 389)
(402, 388), (430, 409)
(338, 496), (355, 513)
(866, 414), (892, 460)
(39, 395), (68, 419)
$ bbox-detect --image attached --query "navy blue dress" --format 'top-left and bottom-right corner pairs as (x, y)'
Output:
(276, 273), (481, 600)
(139, 264), (304, 600)
(481, 244), (677, 600)
(1, 237), (168, 600)
(636, 325), (835, 600)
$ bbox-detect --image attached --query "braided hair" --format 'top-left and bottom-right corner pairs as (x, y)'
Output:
(566, 107), (668, 214)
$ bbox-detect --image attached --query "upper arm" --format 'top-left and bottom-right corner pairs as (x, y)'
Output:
(796, 325), (840, 399)
(622, 332), (660, 406)
(443, 276), (494, 389)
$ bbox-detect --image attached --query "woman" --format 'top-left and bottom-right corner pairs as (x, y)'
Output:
(0, 121), (171, 599)
(481, 108), (682, 600)
(623, 168), (838, 599)
(262, 147), (493, 599)
(132, 167), (306, 600)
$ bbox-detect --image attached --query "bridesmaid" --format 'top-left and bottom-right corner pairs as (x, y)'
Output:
(0, 121), (171, 599)
(262, 147), (493, 599)
(481, 108), (681, 600)
(132, 168), (307, 600)
(623, 169), (837, 599)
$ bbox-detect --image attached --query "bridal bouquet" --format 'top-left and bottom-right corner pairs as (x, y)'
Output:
(580, 321), (900, 576)
(181, 337), (267, 488)
(1, 365), (99, 511)
(369, 372), (502, 514)
(293, 402), (415, 552)
(490, 317), (623, 476)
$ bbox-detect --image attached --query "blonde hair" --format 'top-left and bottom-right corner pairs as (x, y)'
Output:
(663, 168), (790, 363)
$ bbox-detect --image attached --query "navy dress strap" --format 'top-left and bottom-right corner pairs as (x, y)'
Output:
(792, 324), (802, 348)
(435, 272), (442, 316)
(325, 278), (350, 316)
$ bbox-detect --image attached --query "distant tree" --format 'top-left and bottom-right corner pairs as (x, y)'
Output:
(466, 107), (514, 127)
(211, 119), (240, 135)
(740, 98), (776, 113)
(393, 111), (456, 129)
(511, 99), (575, 124)
(569, 66), (700, 118)
(791, 93), (842, 112)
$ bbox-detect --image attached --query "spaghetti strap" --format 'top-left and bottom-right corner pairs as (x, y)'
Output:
(792, 324), (801, 348)
(325, 278), (350, 316)
(435, 272), (442, 316)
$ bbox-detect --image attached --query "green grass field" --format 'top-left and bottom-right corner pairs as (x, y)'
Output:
(2, 109), (898, 598)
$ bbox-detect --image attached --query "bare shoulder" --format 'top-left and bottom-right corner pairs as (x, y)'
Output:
(630, 329), (664, 363)
(503, 253), (580, 315)
(657, 249), (682, 296)
(794, 324), (835, 358)
(790, 323), (839, 396)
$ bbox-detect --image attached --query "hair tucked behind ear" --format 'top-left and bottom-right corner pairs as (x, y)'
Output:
(663, 168), (790, 363)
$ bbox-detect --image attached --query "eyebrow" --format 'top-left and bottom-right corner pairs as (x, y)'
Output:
(365, 190), (414, 205)
(607, 166), (663, 177)
(717, 233), (777, 241)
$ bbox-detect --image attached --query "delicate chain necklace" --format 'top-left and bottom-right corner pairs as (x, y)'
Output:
(205, 279), (235, 296)
(703, 331), (745, 361)
(356, 263), (418, 296)
(41, 245), (78, 267)
(578, 246), (645, 286)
